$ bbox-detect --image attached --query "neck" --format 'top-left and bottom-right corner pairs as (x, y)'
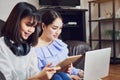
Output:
(36, 35), (52, 47)
(40, 35), (52, 43)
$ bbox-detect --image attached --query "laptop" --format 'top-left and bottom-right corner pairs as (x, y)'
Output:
(83, 47), (111, 80)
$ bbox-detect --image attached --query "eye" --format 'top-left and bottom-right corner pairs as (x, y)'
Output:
(26, 22), (36, 27)
(52, 26), (63, 30)
(52, 26), (58, 29)
(26, 24), (30, 27)
(26, 23), (32, 27)
(52, 27), (57, 29)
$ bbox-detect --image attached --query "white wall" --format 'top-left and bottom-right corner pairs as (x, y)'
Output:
(0, 0), (88, 21)
(0, 0), (39, 21)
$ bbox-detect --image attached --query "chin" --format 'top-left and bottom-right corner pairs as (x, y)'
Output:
(23, 36), (28, 40)
(53, 38), (57, 40)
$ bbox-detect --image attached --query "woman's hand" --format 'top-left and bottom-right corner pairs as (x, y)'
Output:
(78, 70), (84, 78)
(43, 63), (61, 79)
(70, 69), (84, 80)
(59, 63), (73, 74)
(70, 68), (84, 80)
(28, 63), (60, 80)
(70, 75), (81, 80)
(66, 63), (73, 74)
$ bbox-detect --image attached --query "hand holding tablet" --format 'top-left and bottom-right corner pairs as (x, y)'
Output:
(56, 55), (82, 70)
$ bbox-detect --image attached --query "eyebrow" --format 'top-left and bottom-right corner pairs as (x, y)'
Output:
(52, 25), (62, 28)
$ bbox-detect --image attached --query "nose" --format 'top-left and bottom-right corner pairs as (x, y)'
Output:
(56, 28), (61, 34)
(28, 27), (35, 33)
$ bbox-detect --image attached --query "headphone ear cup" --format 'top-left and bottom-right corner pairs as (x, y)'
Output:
(4, 37), (30, 56)
(13, 43), (25, 56)
(22, 43), (30, 55)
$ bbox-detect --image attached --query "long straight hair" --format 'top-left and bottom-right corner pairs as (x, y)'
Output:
(2, 2), (41, 46)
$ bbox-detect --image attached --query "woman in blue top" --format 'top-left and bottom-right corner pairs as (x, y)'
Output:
(35, 9), (84, 80)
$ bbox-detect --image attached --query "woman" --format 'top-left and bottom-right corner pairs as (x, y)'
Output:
(35, 9), (84, 80)
(0, 2), (59, 80)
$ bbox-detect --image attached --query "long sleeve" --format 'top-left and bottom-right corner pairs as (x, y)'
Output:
(0, 45), (18, 80)
(0, 37), (40, 80)
(26, 48), (40, 78)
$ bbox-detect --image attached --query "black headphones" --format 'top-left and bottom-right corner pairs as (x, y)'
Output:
(4, 37), (30, 56)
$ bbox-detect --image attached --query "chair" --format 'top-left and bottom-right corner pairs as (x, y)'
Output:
(0, 71), (6, 80)
(64, 40), (91, 70)
(0, 19), (5, 37)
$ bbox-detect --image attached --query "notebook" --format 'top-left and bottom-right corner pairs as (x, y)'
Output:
(83, 47), (111, 80)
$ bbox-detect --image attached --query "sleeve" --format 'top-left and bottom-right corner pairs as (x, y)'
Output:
(38, 59), (45, 71)
(71, 67), (81, 75)
(27, 48), (40, 78)
(0, 47), (18, 80)
(58, 40), (82, 75)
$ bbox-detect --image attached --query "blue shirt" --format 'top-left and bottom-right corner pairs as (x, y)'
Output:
(35, 39), (80, 75)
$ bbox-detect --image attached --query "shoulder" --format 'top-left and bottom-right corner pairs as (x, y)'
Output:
(0, 37), (8, 49)
(0, 37), (5, 43)
(34, 39), (68, 58)
(54, 39), (67, 47)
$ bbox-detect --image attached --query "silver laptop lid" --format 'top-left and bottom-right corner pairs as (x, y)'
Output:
(84, 48), (111, 80)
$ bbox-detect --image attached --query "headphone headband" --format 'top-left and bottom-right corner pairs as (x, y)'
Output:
(4, 37), (30, 56)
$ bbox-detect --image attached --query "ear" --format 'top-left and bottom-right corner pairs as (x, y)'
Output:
(41, 23), (46, 30)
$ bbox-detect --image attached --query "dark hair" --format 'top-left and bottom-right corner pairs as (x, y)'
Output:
(41, 9), (62, 26)
(2, 2), (41, 46)
(39, 9), (62, 36)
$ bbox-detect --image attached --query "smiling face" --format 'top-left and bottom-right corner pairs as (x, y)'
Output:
(20, 17), (37, 40)
(41, 18), (63, 42)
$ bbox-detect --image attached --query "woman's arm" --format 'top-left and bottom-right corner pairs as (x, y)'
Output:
(28, 63), (60, 80)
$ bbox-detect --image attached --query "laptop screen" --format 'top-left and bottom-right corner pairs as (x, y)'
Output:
(83, 48), (111, 80)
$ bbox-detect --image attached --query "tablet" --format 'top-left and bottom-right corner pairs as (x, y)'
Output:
(56, 55), (82, 69)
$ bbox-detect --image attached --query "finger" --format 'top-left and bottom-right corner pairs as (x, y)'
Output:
(46, 66), (61, 71)
(45, 63), (53, 67)
(53, 66), (61, 70)
(45, 67), (55, 71)
(47, 70), (56, 73)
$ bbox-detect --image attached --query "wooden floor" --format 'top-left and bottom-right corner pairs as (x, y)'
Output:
(103, 64), (120, 80)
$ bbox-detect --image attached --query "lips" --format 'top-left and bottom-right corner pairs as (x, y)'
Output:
(53, 35), (58, 39)
(24, 32), (31, 38)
